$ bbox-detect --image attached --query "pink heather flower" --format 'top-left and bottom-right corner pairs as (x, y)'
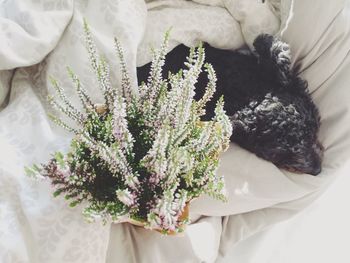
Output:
(112, 96), (127, 140)
(148, 173), (160, 185)
(54, 156), (71, 181)
(57, 165), (71, 180)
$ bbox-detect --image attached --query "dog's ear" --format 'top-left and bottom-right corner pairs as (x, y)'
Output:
(253, 34), (292, 87)
(253, 34), (275, 57)
(288, 73), (309, 94)
(270, 39), (292, 85)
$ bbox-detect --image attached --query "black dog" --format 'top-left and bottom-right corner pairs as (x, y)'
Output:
(137, 34), (323, 175)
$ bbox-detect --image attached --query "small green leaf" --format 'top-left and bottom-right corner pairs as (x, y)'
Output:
(69, 200), (80, 207)
(32, 164), (41, 172)
(24, 165), (42, 178)
(53, 189), (63, 197)
(24, 166), (35, 177)
(49, 76), (59, 87)
(54, 152), (65, 167)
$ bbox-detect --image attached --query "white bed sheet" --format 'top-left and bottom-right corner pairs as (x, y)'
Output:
(0, 0), (349, 262)
(218, 160), (350, 263)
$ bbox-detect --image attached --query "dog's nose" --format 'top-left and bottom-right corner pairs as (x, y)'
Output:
(308, 142), (323, 176)
(309, 165), (322, 176)
(309, 153), (322, 176)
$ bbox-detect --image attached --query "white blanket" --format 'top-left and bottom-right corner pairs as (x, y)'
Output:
(1, 0), (349, 262)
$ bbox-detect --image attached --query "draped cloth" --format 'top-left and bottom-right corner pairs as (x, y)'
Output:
(0, 0), (349, 262)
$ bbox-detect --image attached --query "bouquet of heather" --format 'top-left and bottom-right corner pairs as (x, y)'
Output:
(25, 22), (232, 234)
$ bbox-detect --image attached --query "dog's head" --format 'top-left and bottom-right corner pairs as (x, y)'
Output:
(232, 86), (323, 175)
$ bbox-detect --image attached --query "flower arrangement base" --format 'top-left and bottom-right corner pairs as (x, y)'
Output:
(116, 202), (190, 235)
(25, 22), (232, 235)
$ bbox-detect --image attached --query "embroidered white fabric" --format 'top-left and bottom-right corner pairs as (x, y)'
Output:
(1, 0), (349, 262)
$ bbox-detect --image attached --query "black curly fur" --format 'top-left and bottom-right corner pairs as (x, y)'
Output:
(137, 34), (323, 175)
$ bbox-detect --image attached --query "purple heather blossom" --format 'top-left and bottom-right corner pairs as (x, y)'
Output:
(27, 27), (232, 233)
(112, 96), (127, 141)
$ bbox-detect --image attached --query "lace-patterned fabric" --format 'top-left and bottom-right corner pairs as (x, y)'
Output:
(3, 0), (348, 262)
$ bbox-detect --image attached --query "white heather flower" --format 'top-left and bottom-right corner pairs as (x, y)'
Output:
(116, 189), (136, 207)
(190, 122), (213, 152)
(165, 72), (184, 127)
(165, 147), (193, 186)
(147, 212), (162, 230)
(98, 58), (114, 110)
(196, 63), (217, 116)
(142, 125), (170, 181)
(112, 95), (134, 152)
(138, 82), (148, 99)
(164, 149), (182, 184)
(84, 20), (113, 109)
(67, 67), (94, 112)
(114, 37), (133, 104)
(125, 173), (140, 190)
(144, 31), (170, 106)
(147, 189), (188, 231)
(151, 84), (169, 130)
(50, 77), (85, 123)
(48, 95), (84, 125)
(214, 97), (233, 139)
(172, 45), (205, 133)
(148, 199), (177, 231)
(80, 132), (136, 183)
(47, 113), (78, 134)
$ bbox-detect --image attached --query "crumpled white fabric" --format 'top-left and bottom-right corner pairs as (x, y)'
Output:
(0, 0), (349, 262)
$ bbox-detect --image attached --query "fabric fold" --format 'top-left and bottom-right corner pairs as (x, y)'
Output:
(1, 0), (349, 262)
